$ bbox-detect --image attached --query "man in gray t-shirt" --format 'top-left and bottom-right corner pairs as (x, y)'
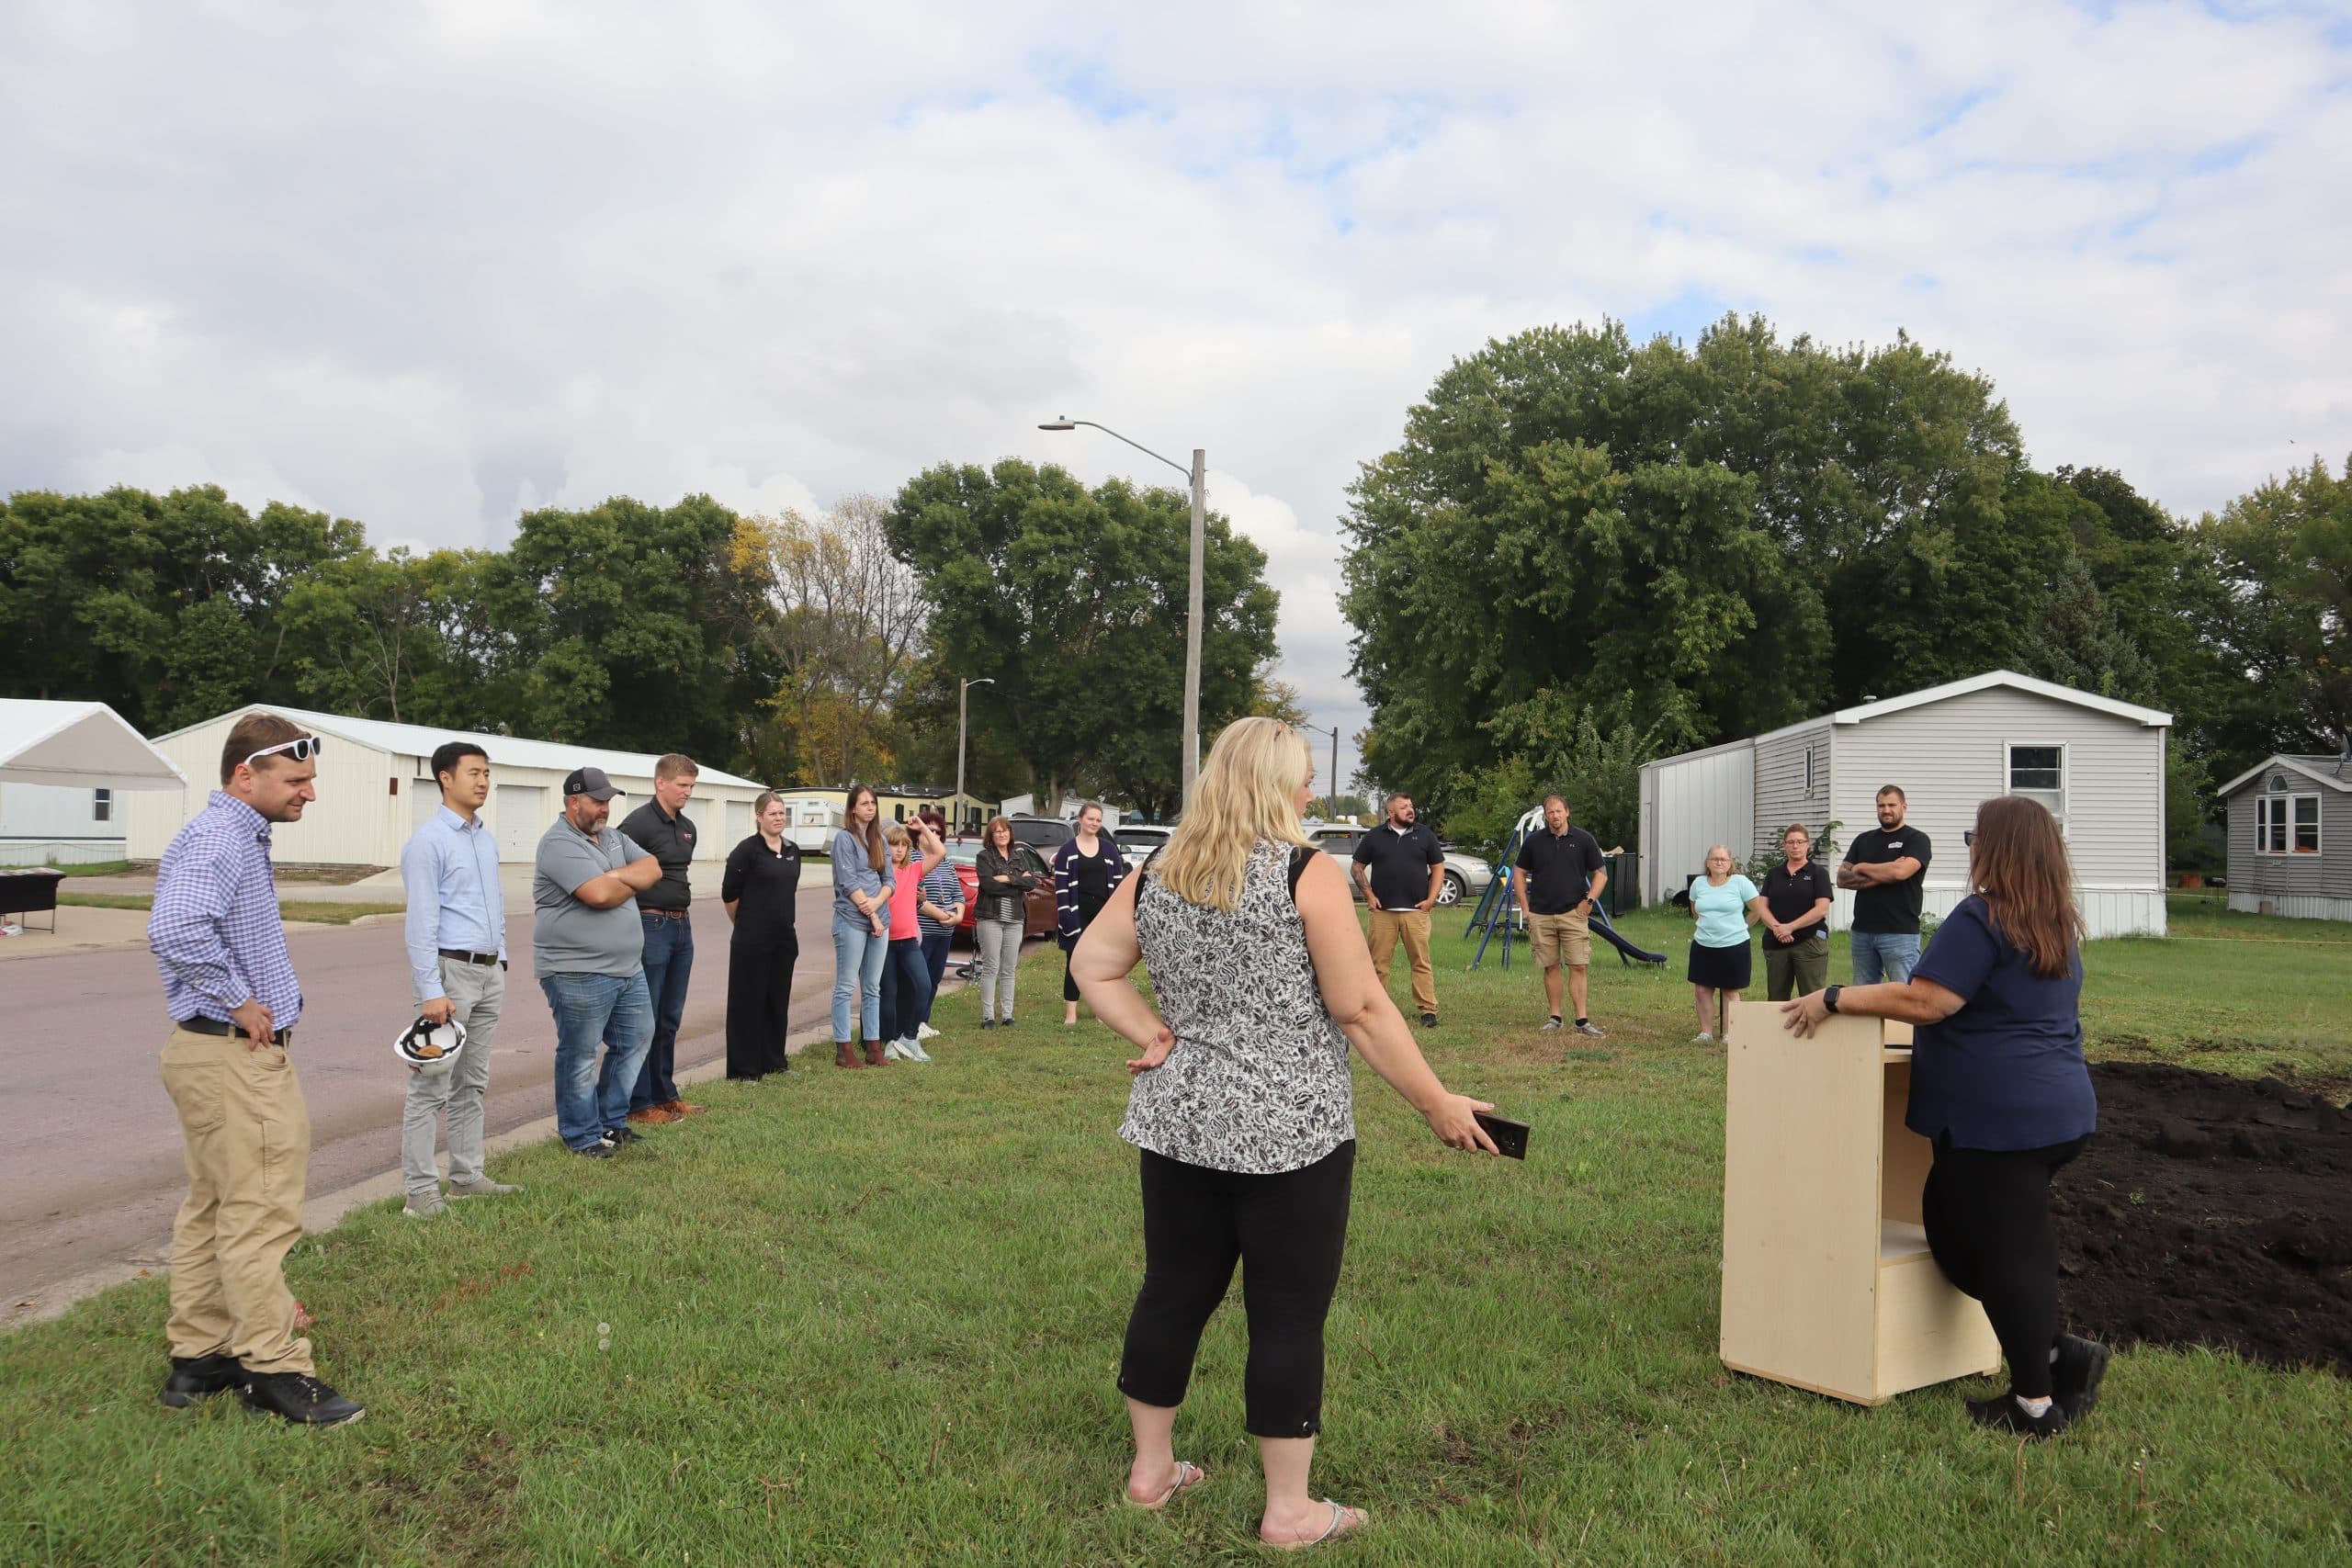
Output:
(533, 766), (666, 1156)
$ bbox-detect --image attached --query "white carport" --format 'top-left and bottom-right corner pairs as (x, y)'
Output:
(0, 701), (187, 867)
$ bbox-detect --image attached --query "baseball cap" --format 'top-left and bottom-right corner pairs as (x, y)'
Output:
(563, 766), (623, 801)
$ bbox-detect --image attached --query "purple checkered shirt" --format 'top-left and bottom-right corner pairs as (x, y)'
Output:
(149, 791), (303, 1031)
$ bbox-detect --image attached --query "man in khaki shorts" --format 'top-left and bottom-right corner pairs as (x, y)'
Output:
(147, 712), (364, 1426)
(1510, 795), (1608, 1037)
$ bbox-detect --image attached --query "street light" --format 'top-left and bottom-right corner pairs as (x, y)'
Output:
(1040, 416), (1206, 807)
(1298, 719), (1341, 823)
(955, 676), (995, 838)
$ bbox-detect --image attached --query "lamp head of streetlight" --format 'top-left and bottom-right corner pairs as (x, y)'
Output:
(1038, 418), (1076, 431)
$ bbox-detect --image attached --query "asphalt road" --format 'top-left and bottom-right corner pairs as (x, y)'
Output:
(1, 882), (845, 1314)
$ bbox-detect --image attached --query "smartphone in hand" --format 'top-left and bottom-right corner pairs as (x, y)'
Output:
(1473, 1111), (1530, 1160)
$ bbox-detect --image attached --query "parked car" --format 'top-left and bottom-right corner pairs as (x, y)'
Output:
(938, 840), (1059, 942)
(1305, 824), (1494, 908)
(1007, 814), (1073, 855)
(1115, 823), (1174, 858)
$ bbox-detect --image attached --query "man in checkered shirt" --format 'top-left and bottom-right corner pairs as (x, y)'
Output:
(147, 711), (364, 1427)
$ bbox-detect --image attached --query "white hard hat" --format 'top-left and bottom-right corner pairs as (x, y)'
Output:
(394, 1014), (467, 1078)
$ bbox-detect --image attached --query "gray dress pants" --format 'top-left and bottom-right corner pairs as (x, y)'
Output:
(977, 919), (1023, 1021)
(401, 955), (503, 1195)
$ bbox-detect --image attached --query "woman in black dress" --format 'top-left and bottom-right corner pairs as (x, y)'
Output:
(722, 792), (802, 1080)
(1052, 801), (1129, 1025)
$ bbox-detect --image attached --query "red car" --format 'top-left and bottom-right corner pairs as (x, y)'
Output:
(942, 840), (1059, 942)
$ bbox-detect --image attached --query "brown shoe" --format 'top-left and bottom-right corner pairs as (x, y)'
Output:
(863, 1039), (890, 1066)
(628, 1106), (681, 1125)
(661, 1099), (707, 1116)
(834, 1041), (861, 1068)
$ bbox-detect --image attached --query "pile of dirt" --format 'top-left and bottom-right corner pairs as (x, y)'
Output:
(2053, 1062), (2352, 1375)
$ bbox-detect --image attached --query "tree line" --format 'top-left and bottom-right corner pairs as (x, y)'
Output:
(1341, 315), (2350, 861)
(0, 465), (1294, 817)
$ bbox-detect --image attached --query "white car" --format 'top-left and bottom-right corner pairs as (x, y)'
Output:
(1305, 825), (1495, 908)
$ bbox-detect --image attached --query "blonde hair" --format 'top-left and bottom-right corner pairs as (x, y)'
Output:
(1703, 844), (1736, 872)
(884, 823), (911, 861)
(1153, 717), (1310, 912)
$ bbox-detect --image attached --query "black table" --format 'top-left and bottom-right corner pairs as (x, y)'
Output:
(0, 869), (64, 932)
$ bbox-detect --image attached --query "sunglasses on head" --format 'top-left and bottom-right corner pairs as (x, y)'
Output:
(245, 736), (325, 768)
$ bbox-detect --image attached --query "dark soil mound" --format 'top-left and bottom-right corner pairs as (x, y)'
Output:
(2053, 1062), (2352, 1375)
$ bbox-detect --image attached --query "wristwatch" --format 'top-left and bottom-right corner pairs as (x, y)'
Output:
(1822, 984), (1842, 1014)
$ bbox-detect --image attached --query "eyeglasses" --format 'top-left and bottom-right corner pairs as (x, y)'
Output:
(1962, 829), (1976, 847)
(244, 736), (325, 768)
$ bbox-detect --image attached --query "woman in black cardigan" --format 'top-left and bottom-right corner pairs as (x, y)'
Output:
(722, 792), (802, 1080)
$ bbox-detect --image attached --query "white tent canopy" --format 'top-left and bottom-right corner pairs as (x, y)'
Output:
(0, 700), (187, 790)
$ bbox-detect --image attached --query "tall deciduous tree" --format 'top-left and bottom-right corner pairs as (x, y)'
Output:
(882, 459), (1280, 821)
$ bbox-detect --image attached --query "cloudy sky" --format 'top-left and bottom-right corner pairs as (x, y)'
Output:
(6, 2), (2348, 788)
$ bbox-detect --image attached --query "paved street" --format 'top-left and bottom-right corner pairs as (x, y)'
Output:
(1, 881), (845, 1315)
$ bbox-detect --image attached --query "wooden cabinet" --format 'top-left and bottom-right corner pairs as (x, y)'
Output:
(1718, 1001), (2000, 1404)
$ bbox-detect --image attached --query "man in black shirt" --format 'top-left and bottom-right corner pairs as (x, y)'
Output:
(1352, 792), (1446, 1026)
(622, 754), (702, 1123)
(1757, 822), (1834, 998)
(1510, 795), (1608, 1037)
(1838, 784), (1932, 985)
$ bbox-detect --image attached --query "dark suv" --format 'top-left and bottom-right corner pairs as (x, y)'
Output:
(1008, 815), (1073, 854)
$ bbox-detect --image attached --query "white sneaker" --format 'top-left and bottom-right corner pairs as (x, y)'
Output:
(903, 1037), (933, 1063)
(1692, 1032), (1715, 1044)
(916, 1022), (939, 1042)
(881, 1038), (907, 1060)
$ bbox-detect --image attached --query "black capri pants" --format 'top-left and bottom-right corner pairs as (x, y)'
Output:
(1921, 1134), (2087, 1400)
(1118, 1141), (1355, 1438)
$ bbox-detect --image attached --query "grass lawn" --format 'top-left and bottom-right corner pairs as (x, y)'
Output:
(3, 902), (2346, 1564)
(56, 893), (406, 927)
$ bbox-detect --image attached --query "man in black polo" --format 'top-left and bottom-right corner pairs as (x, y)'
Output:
(1757, 821), (1834, 999)
(1510, 795), (1608, 1037)
(622, 754), (702, 1125)
(1352, 791), (1446, 1026)
(1838, 784), (1931, 985)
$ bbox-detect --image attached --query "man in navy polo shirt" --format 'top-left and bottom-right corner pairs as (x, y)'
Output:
(1352, 791), (1446, 1026)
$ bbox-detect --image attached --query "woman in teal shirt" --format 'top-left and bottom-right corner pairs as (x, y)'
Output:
(1685, 846), (1759, 1043)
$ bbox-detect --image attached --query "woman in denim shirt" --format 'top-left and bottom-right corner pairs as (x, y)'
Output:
(830, 784), (891, 1067)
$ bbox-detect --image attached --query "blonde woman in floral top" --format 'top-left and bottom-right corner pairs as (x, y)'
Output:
(1072, 716), (1498, 1551)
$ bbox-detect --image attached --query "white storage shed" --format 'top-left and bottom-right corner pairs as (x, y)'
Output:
(1637, 671), (2172, 940)
(125, 705), (769, 868)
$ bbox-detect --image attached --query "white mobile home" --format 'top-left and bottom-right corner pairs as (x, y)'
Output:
(2215, 753), (2352, 922)
(125, 705), (769, 868)
(1637, 671), (2171, 940)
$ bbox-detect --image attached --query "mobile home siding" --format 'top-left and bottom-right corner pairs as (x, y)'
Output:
(2223, 769), (2352, 919)
(1752, 722), (1832, 863)
(1641, 740), (1754, 905)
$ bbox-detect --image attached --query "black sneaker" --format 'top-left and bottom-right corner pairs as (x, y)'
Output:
(980, 1019), (997, 1031)
(160, 1352), (243, 1408)
(572, 1140), (616, 1159)
(1419, 1012), (1440, 1028)
(240, 1371), (365, 1427)
(2052, 1333), (2111, 1420)
(1965, 1391), (2068, 1439)
(605, 1125), (646, 1145)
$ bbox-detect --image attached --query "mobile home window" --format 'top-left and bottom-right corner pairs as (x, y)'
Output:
(2258, 794), (2320, 854)
(1804, 746), (1816, 795)
(92, 787), (113, 822)
(2007, 744), (2064, 821)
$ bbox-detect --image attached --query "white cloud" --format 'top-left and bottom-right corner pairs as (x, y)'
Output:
(4, 0), (2347, 794)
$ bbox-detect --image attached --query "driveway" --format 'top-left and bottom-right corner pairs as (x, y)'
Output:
(1, 882), (844, 1320)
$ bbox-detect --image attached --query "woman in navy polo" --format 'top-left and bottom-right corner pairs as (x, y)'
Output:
(1780, 795), (2105, 1438)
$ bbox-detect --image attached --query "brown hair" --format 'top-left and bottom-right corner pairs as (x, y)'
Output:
(842, 784), (887, 873)
(918, 808), (946, 833)
(753, 789), (784, 818)
(1968, 795), (2082, 979)
(655, 753), (698, 781)
(982, 815), (1015, 852)
(220, 712), (308, 785)
(1877, 784), (1906, 802)
(1781, 822), (1811, 841)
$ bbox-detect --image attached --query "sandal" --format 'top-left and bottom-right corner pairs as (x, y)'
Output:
(1261, 1499), (1367, 1550)
(1126, 1459), (1206, 1510)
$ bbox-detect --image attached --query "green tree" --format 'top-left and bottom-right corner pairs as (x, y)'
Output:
(881, 460), (1281, 822)
(2198, 457), (2352, 776)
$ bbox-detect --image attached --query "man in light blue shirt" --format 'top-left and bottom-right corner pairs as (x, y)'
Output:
(397, 741), (521, 1217)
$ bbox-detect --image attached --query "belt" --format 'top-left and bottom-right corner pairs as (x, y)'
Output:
(438, 948), (502, 965)
(639, 908), (691, 919)
(175, 1015), (292, 1046)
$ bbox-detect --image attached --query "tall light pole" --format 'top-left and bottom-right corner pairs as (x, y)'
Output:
(955, 676), (995, 839)
(1039, 417), (1205, 807)
(1299, 719), (1341, 822)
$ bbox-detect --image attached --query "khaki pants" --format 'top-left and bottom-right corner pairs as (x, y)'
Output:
(1765, 939), (1830, 1000)
(160, 1026), (313, 1374)
(1367, 908), (1437, 1015)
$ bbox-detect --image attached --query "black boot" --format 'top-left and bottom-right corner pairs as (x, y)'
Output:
(240, 1370), (366, 1427)
(160, 1352), (243, 1408)
(2052, 1333), (2111, 1420)
(1965, 1390), (2069, 1439)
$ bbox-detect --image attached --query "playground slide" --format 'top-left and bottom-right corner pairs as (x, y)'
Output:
(1590, 905), (1668, 967)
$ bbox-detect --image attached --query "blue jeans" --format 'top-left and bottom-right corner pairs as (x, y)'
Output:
(921, 930), (954, 993)
(631, 913), (694, 1110)
(540, 971), (654, 1150)
(831, 914), (888, 1042)
(1851, 931), (1921, 987)
(878, 935), (933, 1042)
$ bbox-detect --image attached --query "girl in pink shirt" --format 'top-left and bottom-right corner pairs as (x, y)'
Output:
(877, 821), (946, 1059)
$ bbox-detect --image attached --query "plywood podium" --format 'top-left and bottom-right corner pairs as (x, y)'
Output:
(1719, 1000), (2001, 1404)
